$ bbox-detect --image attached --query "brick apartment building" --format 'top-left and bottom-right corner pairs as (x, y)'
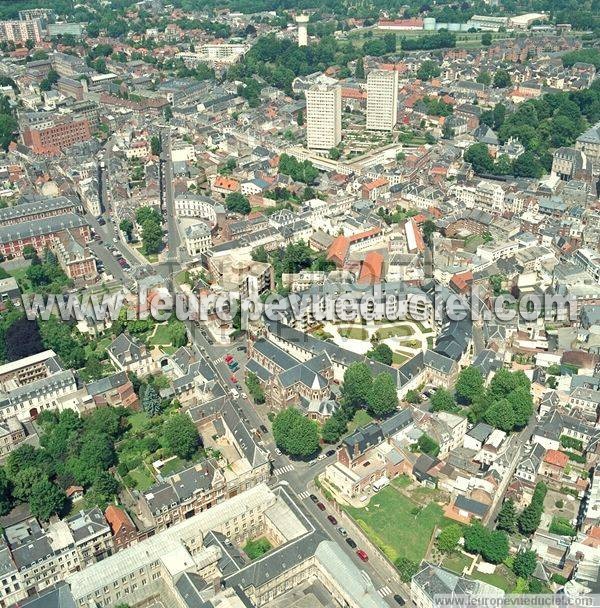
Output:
(21, 114), (92, 155)
(0, 196), (82, 227)
(0, 213), (91, 258)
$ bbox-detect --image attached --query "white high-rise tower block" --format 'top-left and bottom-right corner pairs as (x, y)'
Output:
(295, 14), (309, 46)
(366, 69), (399, 131)
(305, 83), (342, 150)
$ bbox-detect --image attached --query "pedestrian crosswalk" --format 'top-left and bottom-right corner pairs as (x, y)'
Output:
(377, 586), (392, 598)
(273, 464), (294, 476)
(297, 491), (310, 500)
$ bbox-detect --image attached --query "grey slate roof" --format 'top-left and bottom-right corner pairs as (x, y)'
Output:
(0, 213), (87, 245)
(455, 495), (489, 517)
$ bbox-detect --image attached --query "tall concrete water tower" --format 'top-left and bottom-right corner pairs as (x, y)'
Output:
(295, 14), (309, 46)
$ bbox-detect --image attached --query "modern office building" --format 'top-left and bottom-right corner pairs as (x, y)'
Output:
(366, 69), (399, 131)
(305, 84), (342, 150)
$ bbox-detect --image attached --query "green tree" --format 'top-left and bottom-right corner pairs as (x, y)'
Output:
(482, 530), (509, 564)
(142, 384), (162, 417)
(437, 524), (462, 553)
(367, 372), (398, 416)
(477, 71), (491, 85)
(13, 467), (42, 501)
(150, 135), (161, 156)
(422, 220), (437, 247)
(484, 399), (516, 432)
(507, 387), (533, 428)
(321, 410), (348, 443)
(493, 69), (512, 89)
(119, 219), (134, 241)
(430, 388), (457, 412)
(464, 143), (494, 174)
(355, 56), (365, 79)
(225, 192), (251, 215)
(481, 32), (492, 46)
(296, 110), (304, 126)
(246, 371), (265, 404)
(518, 482), (547, 535)
(513, 550), (537, 578)
(456, 366), (484, 405)
(22, 244), (37, 259)
(29, 479), (66, 521)
(0, 468), (12, 515)
(341, 362), (373, 410)
(329, 147), (341, 160)
(366, 343), (393, 365)
(417, 60), (441, 81)
(163, 413), (200, 460)
(406, 389), (422, 404)
(464, 521), (488, 555)
(415, 433), (439, 457)
(272, 407), (319, 457)
(0, 108), (17, 149)
(395, 557), (419, 582)
(497, 498), (517, 533)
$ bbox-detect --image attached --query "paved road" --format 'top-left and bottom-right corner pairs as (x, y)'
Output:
(183, 321), (403, 604)
(485, 413), (537, 527)
(161, 129), (182, 264)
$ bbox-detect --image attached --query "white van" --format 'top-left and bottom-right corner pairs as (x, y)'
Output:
(372, 476), (390, 493)
(231, 388), (239, 399)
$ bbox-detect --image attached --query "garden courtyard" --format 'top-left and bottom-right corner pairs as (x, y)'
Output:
(321, 320), (435, 366)
(343, 476), (453, 563)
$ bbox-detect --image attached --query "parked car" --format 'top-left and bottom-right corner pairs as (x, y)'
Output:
(259, 425), (268, 434)
(275, 448), (282, 455)
(309, 494), (318, 503)
(316, 502), (326, 511)
(356, 549), (368, 562)
(393, 595), (405, 606)
(317, 453), (326, 461)
(326, 450), (335, 457)
(346, 538), (357, 549)
(327, 515), (337, 525)
(337, 527), (347, 536)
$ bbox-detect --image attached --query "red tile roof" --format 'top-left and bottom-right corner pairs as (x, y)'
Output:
(213, 176), (239, 191)
(327, 235), (350, 267)
(358, 251), (384, 284)
(543, 449), (569, 468)
(105, 505), (134, 535)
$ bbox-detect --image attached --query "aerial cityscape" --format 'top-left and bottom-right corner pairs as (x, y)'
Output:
(0, 1), (597, 607)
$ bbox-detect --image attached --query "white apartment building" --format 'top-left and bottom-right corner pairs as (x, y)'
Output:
(366, 70), (399, 131)
(476, 180), (505, 212)
(305, 84), (342, 150)
(174, 193), (224, 227)
(0, 19), (42, 44)
(184, 221), (212, 256)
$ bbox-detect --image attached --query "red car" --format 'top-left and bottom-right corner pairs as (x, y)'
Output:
(230, 376), (238, 383)
(327, 515), (337, 525)
(224, 354), (233, 363)
(316, 502), (326, 511)
(356, 549), (368, 562)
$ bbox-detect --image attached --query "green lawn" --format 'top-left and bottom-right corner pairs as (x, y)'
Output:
(338, 326), (369, 340)
(470, 566), (516, 592)
(128, 411), (151, 433)
(392, 474), (412, 489)
(149, 323), (172, 345)
(128, 465), (155, 490)
(160, 457), (189, 477)
(345, 486), (453, 562)
(347, 409), (374, 433)
(442, 553), (472, 575)
(376, 325), (413, 340)
(392, 352), (409, 365)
